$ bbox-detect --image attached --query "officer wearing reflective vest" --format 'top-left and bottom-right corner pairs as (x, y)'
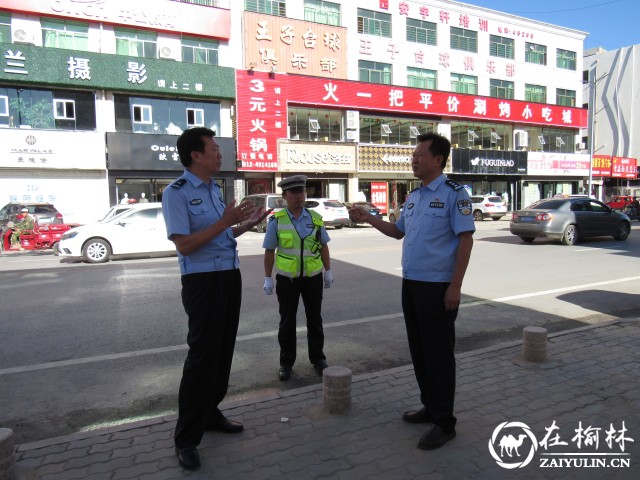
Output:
(262, 175), (333, 381)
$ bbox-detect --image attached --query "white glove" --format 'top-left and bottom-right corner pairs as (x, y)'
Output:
(264, 277), (274, 295)
(324, 270), (333, 289)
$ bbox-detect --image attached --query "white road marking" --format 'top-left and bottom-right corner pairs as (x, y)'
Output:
(2, 276), (638, 376)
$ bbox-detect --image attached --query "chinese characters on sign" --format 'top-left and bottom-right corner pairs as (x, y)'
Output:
(611, 156), (638, 179)
(592, 155), (612, 177)
(371, 182), (388, 214)
(244, 11), (347, 78)
(236, 70), (287, 172)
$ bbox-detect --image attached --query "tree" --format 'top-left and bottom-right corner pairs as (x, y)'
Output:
(9, 98), (54, 129)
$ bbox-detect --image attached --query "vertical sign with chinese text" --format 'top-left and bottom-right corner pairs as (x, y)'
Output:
(371, 182), (388, 214)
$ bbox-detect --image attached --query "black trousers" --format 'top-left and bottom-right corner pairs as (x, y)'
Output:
(174, 269), (242, 449)
(275, 273), (325, 367)
(401, 279), (457, 432)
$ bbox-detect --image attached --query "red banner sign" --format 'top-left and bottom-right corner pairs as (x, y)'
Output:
(592, 155), (612, 177)
(611, 156), (637, 179)
(371, 182), (388, 214)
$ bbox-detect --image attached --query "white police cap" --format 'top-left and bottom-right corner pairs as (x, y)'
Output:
(278, 175), (308, 191)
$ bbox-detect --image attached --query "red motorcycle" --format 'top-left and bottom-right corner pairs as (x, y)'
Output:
(1, 222), (79, 252)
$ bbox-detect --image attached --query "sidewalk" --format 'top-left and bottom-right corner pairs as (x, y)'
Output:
(14, 319), (640, 480)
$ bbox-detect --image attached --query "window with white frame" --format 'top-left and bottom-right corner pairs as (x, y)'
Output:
(304, 0), (341, 26)
(407, 67), (437, 89)
(115, 28), (157, 59)
(556, 48), (577, 70)
(0, 95), (8, 117)
(41, 18), (89, 51)
(54, 99), (75, 120)
(359, 60), (392, 84)
(525, 84), (547, 103)
(450, 27), (477, 53)
(245, 0), (286, 16)
(489, 35), (514, 59)
(489, 79), (514, 99)
(187, 108), (204, 127)
(357, 8), (391, 37)
(556, 88), (576, 107)
(181, 37), (219, 65)
(406, 18), (436, 45)
(525, 42), (547, 65)
(132, 104), (152, 124)
(451, 73), (477, 94)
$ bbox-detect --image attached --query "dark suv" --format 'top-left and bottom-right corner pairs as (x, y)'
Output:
(0, 202), (64, 227)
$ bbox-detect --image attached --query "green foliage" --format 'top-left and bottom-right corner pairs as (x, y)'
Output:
(9, 98), (54, 129)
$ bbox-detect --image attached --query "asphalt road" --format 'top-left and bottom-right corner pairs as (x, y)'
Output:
(1, 219), (640, 443)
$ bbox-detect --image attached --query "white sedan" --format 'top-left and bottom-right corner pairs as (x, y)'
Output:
(57, 203), (176, 263)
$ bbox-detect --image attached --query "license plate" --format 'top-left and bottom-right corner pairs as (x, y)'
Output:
(519, 216), (535, 222)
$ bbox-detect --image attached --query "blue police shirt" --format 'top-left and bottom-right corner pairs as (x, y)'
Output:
(162, 170), (239, 275)
(395, 174), (475, 282)
(262, 207), (330, 250)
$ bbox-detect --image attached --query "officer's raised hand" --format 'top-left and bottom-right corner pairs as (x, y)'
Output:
(221, 199), (258, 226)
(348, 206), (369, 223)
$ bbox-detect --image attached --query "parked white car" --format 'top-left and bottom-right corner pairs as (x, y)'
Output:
(304, 198), (350, 228)
(470, 195), (507, 221)
(57, 203), (176, 263)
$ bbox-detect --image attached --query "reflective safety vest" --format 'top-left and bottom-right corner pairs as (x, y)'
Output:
(274, 209), (324, 278)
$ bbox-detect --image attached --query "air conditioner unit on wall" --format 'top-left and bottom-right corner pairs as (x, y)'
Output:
(13, 29), (35, 44)
(346, 110), (358, 130)
(159, 47), (173, 59)
(346, 130), (358, 141)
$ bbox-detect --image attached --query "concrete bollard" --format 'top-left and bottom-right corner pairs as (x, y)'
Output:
(323, 366), (352, 414)
(523, 326), (548, 362)
(0, 428), (17, 480)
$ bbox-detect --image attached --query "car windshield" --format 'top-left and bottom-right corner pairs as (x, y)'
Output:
(323, 201), (344, 208)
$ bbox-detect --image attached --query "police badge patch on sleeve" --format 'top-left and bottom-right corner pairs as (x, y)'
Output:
(457, 199), (472, 215)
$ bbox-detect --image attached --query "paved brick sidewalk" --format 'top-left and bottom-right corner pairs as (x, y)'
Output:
(14, 319), (640, 480)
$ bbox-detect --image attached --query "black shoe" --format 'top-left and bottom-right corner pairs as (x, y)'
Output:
(313, 359), (328, 375)
(417, 425), (456, 450)
(176, 446), (200, 470)
(402, 407), (431, 424)
(278, 365), (292, 381)
(206, 415), (244, 433)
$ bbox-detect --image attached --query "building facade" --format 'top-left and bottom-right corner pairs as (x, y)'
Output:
(0, 0), (592, 222)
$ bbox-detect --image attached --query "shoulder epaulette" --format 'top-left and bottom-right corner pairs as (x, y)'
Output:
(170, 178), (187, 189)
(445, 179), (463, 191)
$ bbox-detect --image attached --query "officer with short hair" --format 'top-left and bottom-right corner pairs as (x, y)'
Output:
(263, 175), (333, 381)
(349, 133), (475, 451)
(162, 127), (270, 472)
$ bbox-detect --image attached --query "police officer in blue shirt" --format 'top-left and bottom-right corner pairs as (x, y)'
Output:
(162, 127), (270, 471)
(348, 133), (475, 451)
(262, 175), (333, 381)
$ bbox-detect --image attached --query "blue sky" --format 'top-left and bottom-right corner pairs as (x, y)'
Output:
(466, 0), (637, 51)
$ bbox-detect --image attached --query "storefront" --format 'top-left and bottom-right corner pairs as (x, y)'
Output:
(278, 140), (356, 201)
(522, 152), (590, 206)
(0, 130), (108, 224)
(106, 133), (237, 205)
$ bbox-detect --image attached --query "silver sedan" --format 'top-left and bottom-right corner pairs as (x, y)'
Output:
(510, 197), (631, 245)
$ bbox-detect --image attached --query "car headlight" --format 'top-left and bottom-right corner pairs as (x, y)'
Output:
(62, 231), (79, 240)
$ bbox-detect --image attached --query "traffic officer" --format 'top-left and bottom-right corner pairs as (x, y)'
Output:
(348, 133), (475, 451)
(162, 127), (269, 471)
(262, 175), (333, 381)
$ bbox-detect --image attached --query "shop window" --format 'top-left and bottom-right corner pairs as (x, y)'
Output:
(133, 104), (152, 124)
(53, 99), (75, 120)
(187, 108), (204, 127)
(304, 0), (341, 26)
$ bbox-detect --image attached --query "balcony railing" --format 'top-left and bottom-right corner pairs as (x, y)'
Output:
(169, 0), (230, 9)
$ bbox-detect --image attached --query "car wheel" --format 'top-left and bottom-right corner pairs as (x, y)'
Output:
(519, 236), (535, 243)
(491, 216), (503, 221)
(389, 214), (396, 223)
(334, 225), (343, 229)
(614, 221), (631, 241)
(83, 238), (111, 263)
(561, 225), (578, 246)
(473, 210), (484, 221)
(52, 242), (60, 255)
(348, 219), (356, 228)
